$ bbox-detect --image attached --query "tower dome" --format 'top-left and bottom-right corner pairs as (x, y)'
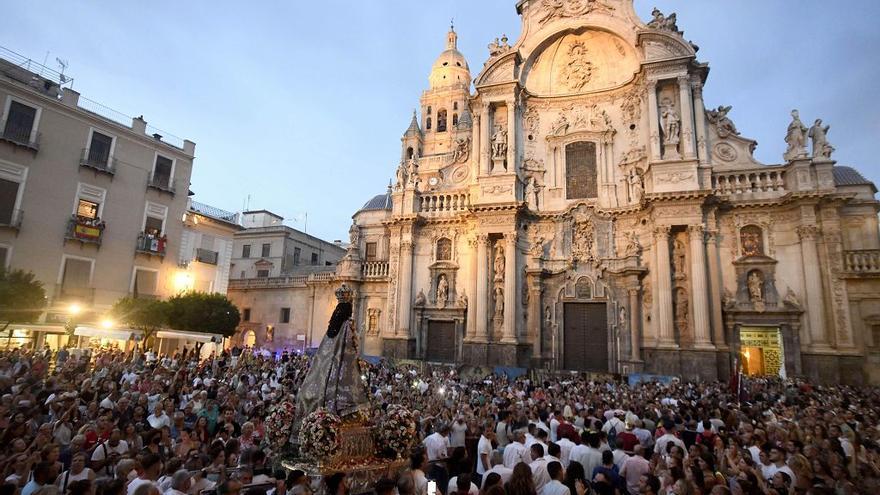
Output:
(428, 26), (471, 89)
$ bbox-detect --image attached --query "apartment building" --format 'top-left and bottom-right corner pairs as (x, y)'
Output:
(0, 48), (195, 347)
(180, 199), (242, 295)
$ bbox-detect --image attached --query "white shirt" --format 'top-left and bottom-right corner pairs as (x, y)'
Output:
(524, 438), (548, 463)
(148, 412), (172, 430)
(556, 438), (575, 467)
(654, 433), (687, 458)
(476, 435), (493, 475)
(424, 432), (449, 461)
(530, 458), (551, 493)
(539, 480), (570, 495)
(612, 449), (629, 470)
(482, 465), (513, 488)
(495, 421), (510, 447)
(127, 478), (156, 495)
(91, 440), (130, 476)
(763, 463), (795, 482)
(570, 446), (603, 478)
(451, 421), (468, 448)
(503, 441), (527, 468)
(446, 478), (478, 495)
(550, 418), (560, 442)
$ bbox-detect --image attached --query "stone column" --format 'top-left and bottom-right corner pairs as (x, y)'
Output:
(474, 234), (489, 341)
(628, 288), (641, 361)
(502, 233), (517, 343)
(692, 81), (709, 164)
(472, 110), (481, 178)
(688, 226), (713, 348)
(466, 236), (479, 341)
(678, 76), (696, 160)
(506, 98), (516, 173)
(527, 274), (542, 357)
(480, 103), (491, 176)
(798, 226), (829, 349)
(396, 240), (414, 337)
(647, 80), (661, 160)
(654, 226), (676, 347)
(705, 230), (725, 346)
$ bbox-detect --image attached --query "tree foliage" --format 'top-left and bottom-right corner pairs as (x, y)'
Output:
(110, 297), (169, 342)
(0, 268), (47, 332)
(166, 292), (240, 337)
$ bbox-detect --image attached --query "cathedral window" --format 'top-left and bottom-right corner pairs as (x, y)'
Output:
(436, 238), (452, 261)
(452, 113), (458, 126)
(740, 225), (764, 257)
(426, 117), (432, 130)
(406, 147), (414, 159)
(427, 106), (432, 115)
(565, 141), (598, 199)
(437, 109), (448, 132)
(453, 102), (458, 110)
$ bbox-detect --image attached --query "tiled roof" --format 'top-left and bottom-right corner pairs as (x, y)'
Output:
(833, 166), (874, 187)
(360, 192), (392, 211)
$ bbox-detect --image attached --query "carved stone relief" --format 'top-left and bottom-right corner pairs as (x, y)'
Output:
(560, 41), (594, 92)
(535, 0), (615, 25)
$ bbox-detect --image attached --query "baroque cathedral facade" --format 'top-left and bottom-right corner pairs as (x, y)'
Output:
(329, 0), (880, 383)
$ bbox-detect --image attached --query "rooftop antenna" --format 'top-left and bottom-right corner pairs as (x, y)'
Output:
(55, 58), (69, 84)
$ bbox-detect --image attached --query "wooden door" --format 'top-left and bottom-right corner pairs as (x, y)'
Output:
(563, 303), (608, 371)
(426, 321), (456, 363)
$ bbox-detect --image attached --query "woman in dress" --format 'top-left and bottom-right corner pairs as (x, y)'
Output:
(55, 452), (94, 493)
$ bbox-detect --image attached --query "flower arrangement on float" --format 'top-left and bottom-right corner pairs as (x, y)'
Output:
(298, 407), (343, 460)
(373, 404), (416, 459)
(262, 400), (296, 454)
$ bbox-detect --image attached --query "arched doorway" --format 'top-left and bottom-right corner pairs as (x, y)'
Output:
(243, 330), (256, 348)
(557, 277), (610, 372)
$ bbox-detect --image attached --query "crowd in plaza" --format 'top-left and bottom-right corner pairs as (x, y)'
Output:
(1, 345), (879, 495)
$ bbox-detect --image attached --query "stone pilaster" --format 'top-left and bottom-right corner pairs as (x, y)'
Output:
(688, 225), (713, 348)
(396, 240), (414, 337)
(678, 76), (696, 159)
(628, 287), (641, 361)
(705, 230), (725, 347)
(480, 102), (491, 176)
(798, 225), (830, 350)
(466, 236), (479, 341)
(502, 233), (517, 343)
(472, 110), (481, 178)
(506, 98), (516, 172)
(691, 81), (710, 164)
(474, 234), (490, 341)
(654, 226), (676, 347)
(647, 80), (661, 160)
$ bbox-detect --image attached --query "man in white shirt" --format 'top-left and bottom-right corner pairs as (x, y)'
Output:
(495, 414), (511, 448)
(91, 429), (129, 478)
(540, 461), (569, 495)
(549, 411), (561, 442)
(570, 433), (603, 478)
(526, 429), (549, 463)
(147, 404), (171, 430)
(556, 434), (575, 468)
(529, 444), (551, 493)
(482, 453), (513, 489)
(446, 473), (479, 495)
(164, 471), (191, 495)
(763, 445), (795, 482)
(654, 422), (687, 459)
(475, 427), (495, 486)
(450, 417), (468, 448)
(127, 453), (161, 495)
(503, 430), (528, 468)
(423, 424), (451, 462)
(632, 420), (653, 450)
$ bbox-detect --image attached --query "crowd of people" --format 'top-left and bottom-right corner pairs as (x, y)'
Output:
(1, 345), (879, 495)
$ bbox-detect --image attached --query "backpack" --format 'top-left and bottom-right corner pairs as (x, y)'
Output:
(607, 421), (619, 449)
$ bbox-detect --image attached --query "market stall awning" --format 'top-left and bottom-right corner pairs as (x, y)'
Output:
(74, 326), (142, 340)
(156, 329), (223, 343)
(9, 324), (67, 334)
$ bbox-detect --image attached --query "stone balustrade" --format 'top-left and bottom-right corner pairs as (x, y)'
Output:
(363, 261), (389, 279)
(712, 168), (787, 198)
(309, 272), (335, 282)
(418, 191), (470, 214)
(844, 250), (880, 275)
(228, 276), (308, 289)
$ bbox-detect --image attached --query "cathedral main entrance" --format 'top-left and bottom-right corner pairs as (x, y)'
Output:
(562, 303), (608, 371)
(425, 320), (456, 363)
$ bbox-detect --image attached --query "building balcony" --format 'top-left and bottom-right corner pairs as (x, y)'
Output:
(64, 215), (104, 246)
(79, 148), (116, 175)
(843, 249), (880, 277)
(136, 232), (166, 257)
(363, 261), (389, 279)
(147, 173), (176, 194)
(53, 284), (95, 305)
(0, 125), (40, 151)
(0, 209), (23, 230)
(418, 190), (470, 215)
(195, 248), (219, 265)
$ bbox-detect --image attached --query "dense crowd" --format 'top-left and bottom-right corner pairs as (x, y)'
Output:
(1, 345), (880, 495)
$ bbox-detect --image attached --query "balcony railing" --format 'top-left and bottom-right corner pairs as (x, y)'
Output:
(0, 125), (40, 151)
(79, 148), (116, 175)
(228, 275), (309, 290)
(418, 191), (470, 214)
(843, 250), (880, 276)
(712, 168), (787, 199)
(53, 284), (95, 304)
(363, 261), (389, 279)
(64, 215), (105, 245)
(196, 248), (219, 265)
(147, 173), (176, 194)
(136, 232), (166, 256)
(0, 209), (23, 230)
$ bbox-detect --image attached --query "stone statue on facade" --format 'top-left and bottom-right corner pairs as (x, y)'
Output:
(488, 34), (510, 57)
(491, 126), (508, 159)
(414, 289), (427, 307)
(406, 157), (419, 187)
(784, 109), (808, 161)
(394, 162), (407, 191)
(452, 136), (471, 163)
(457, 291), (468, 308)
(627, 167), (644, 203)
(706, 105), (739, 137)
(436, 274), (448, 308)
(348, 223), (360, 248)
(673, 240), (687, 276)
(622, 231), (642, 258)
(748, 271), (764, 303)
(494, 286), (504, 317)
(783, 287), (801, 308)
(572, 219), (595, 262)
(494, 244), (505, 282)
(660, 99), (680, 146)
(722, 288), (736, 309)
(618, 306), (627, 330)
(647, 8), (682, 34)
(808, 118), (834, 159)
(529, 236), (545, 258)
(525, 176), (540, 209)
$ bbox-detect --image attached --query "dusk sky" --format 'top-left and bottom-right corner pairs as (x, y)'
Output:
(4, 1), (878, 241)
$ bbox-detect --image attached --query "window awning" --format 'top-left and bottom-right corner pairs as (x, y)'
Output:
(156, 329), (224, 343)
(74, 326), (142, 340)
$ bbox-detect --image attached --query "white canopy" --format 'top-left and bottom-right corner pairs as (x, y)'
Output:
(156, 329), (223, 343)
(74, 326), (141, 341)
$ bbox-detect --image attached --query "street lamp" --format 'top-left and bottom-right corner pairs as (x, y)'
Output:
(100, 319), (114, 329)
(68, 303), (81, 316)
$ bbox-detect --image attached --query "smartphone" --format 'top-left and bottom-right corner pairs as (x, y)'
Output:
(428, 481), (437, 495)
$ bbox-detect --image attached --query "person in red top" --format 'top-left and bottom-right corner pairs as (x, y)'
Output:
(616, 422), (640, 453)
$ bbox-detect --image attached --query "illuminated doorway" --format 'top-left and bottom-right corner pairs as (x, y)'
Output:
(243, 330), (256, 347)
(740, 326), (784, 376)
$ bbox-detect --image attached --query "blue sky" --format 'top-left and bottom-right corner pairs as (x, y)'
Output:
(4, 1), (878, 241)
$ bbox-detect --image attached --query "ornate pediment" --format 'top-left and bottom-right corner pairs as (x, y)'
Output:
(476, 52), (518, 87)
(637, 31), (696, 62)
(546, 103), (615, 140)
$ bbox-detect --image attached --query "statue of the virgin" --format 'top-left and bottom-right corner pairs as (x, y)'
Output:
(293, 284), (370, 433)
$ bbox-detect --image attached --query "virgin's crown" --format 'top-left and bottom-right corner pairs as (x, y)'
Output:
(335, 284), (353, 303)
